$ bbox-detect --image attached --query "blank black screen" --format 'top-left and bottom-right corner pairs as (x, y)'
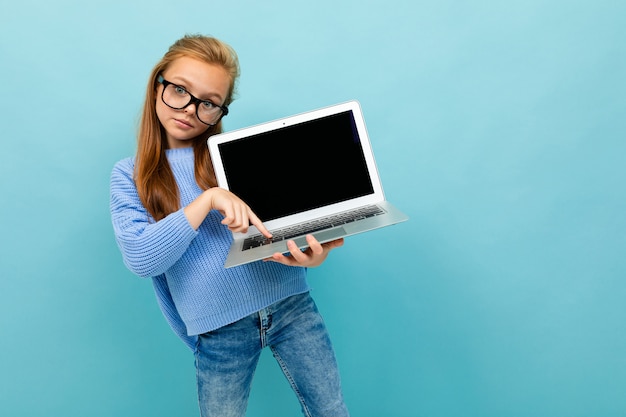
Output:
(218, 110), (374, 222)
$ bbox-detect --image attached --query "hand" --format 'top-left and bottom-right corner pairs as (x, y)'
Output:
(185, 188), (271, 238)
(265, 234), (344, 267)
(209, 188), (272, 237)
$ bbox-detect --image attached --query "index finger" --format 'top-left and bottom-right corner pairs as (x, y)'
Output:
(247, 208), (272, 238)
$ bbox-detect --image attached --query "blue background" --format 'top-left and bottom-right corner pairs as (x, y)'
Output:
(1, 1), (625, 416)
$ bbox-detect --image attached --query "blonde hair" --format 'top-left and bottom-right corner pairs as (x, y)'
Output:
(135, 34), (240, 221)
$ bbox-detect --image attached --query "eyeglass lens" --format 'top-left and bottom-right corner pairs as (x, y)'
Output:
(162, 84), (223, 125)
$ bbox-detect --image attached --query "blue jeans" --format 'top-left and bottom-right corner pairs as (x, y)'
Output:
(194, 292), (350, 417)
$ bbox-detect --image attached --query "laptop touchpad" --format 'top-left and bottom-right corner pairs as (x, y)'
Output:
(292, 227), (346, 247)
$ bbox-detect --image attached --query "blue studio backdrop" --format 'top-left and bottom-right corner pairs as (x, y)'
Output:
(1, 1), (625, 416)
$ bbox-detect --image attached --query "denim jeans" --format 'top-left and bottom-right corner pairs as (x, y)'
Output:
(194, 292), (350, 417)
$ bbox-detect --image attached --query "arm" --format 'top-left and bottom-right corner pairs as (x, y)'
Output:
(110, 159), (271, 277)
(152, 274), (198, 350)
(110, 160), (197, 277)
(184, 187), (271, 238)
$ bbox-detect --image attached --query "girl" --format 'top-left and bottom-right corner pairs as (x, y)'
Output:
(110, 34), (350, 417)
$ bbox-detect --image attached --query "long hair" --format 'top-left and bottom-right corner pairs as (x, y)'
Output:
(135, 34), (240, 221)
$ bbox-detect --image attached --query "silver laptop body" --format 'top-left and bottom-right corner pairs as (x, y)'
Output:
(208, 100), (408, 268)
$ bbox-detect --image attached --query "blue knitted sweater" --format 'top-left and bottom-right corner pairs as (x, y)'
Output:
(110, 147), (308, 350)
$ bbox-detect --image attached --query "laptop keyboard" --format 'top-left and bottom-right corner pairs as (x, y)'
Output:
(242, 205), (385, 251)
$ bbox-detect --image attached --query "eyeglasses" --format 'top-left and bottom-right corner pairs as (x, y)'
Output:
(157, 75), (229, 126)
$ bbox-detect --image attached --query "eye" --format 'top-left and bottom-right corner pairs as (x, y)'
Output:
(174, 85), (187, 95)
(200, 100), (217, 110)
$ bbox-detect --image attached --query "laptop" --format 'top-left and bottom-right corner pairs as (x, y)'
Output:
(208, 100), (409, 268)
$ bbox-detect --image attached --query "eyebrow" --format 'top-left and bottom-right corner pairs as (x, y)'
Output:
(168, 75), (225, 103)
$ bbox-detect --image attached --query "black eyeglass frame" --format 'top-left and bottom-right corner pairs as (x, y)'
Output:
(157, 75), (229, 126)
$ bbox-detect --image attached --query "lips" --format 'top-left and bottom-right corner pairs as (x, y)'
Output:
(174, 118), (194, 129)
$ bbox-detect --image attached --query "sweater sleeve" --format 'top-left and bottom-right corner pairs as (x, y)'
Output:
(109, 158), (198, 278)
(152, 274), (198, 350)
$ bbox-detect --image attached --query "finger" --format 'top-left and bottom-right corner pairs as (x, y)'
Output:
(323, 238), (345, 250)
(235, 203), (249, 232)
(265, 251), (296, 266)
(248, 209), (272, 238)
(305, 234), (324, 255)
(286, 239), (309, 263)
(221, 201), (246, 232)
(220, 200), (236, 226)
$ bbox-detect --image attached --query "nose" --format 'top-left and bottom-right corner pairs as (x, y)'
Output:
(182, 100), (197, 116)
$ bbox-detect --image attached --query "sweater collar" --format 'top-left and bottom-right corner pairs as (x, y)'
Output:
(165, 146), (194, 162)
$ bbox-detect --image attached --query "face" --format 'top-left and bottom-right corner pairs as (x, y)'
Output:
(156, 56), (231, 149)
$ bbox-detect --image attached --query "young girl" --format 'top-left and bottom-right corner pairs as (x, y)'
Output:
(110, 34), (350, 417)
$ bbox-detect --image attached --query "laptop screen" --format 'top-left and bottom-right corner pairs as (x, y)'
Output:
(216, 110), (375, 222)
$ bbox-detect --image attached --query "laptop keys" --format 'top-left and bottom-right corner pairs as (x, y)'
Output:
(241, 205), (385, 251)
